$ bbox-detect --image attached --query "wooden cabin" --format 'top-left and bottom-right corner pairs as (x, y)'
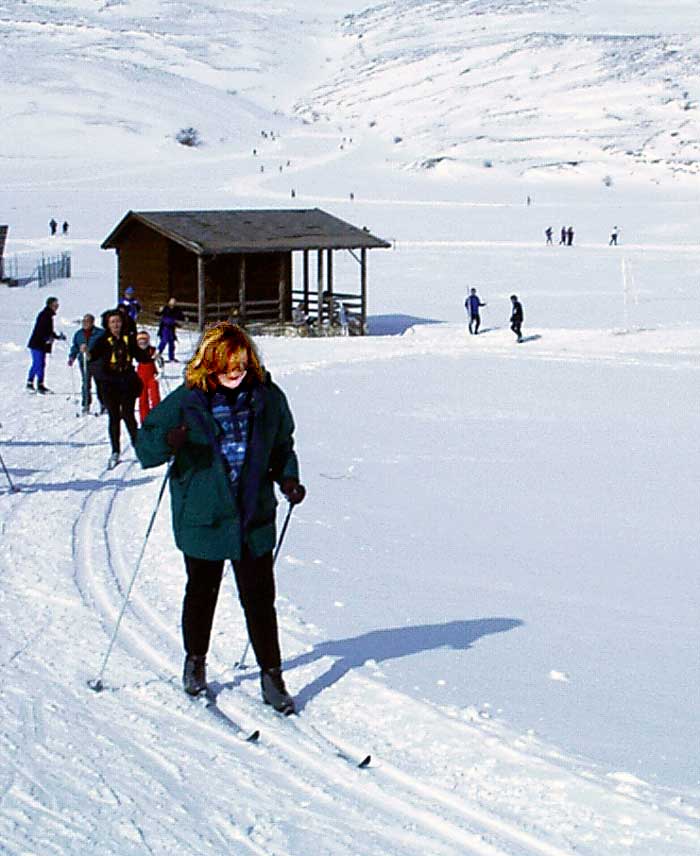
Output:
(101, 209), (390, 334)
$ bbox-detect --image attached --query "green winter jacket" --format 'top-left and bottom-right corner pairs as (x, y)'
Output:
(136, 374), (299, 561)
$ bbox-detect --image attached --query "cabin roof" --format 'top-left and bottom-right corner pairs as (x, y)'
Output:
(101, 209), (391, 254)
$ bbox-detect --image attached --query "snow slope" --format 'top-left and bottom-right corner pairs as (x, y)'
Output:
(1, 1), (699, 854)
(297, 0), (700, 180)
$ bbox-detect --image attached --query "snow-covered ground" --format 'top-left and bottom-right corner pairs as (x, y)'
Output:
(1, 1), (699, 853)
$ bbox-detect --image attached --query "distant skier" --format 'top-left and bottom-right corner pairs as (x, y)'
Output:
(86, 309), (150, 469)
(157, 297), (184, 362)
(609, 226), (619, 246)
(510, 294), (524, 343)
(68, 313), (105, 414)
(26, 295), (65, 393)
(61, 221), (69, 236)
(545, 226), (553, 245)
(567, 226), (574, 246)
(49, 218), (57, 236)
(559, 226), (567, 245)
(118, 285), (141, 322)
(465, 287), (486, 335)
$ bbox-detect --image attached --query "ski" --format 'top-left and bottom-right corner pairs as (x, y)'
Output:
(269, 707), (372, 769)
(194, 688), (260, 743)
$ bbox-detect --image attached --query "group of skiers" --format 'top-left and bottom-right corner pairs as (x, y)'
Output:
(465, 289), (524, 343)
(26, 287), (186, 469)
(544, 226), (575, 246)
(26, 302), (306, 714)
(48, 218), (69, 236)
(544, 226), (621, 245)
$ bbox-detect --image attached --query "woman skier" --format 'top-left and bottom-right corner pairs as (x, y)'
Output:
(136, 322), (306, 714)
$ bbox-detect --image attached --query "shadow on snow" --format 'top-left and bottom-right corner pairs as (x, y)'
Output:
(227, 617), (523, 711)
(367, 314), (442, 336)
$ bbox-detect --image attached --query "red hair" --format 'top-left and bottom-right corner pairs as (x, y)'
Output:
(185, 322), (264, 391)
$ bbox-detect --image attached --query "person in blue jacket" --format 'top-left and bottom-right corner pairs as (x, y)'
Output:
(26, 296), (65, 393)
(157, 297), (184, 362)
(118, 285), (141, 322)
(136, 322), (306, 713)
(68, 313), (105, 414)
(465, 287), (486, 335)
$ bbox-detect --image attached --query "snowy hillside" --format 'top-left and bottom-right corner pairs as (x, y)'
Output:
(1, 0), (699, 854)
(297, 0), (700, 180)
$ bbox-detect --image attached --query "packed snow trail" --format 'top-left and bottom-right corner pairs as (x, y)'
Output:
(1, 350), (698, 855)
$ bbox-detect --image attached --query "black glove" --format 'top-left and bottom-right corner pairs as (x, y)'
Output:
(281, 478), (306, 505)
(166, 424), (188, 451)
(56, 332), (67, 341)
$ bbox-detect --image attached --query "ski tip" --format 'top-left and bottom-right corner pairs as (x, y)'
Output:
(247, 729), (261, 743)
(87, 678), (104, 693)
(358, 755), (372, 769)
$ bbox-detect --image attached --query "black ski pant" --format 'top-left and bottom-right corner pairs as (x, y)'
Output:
(101, 378), (139, 454)
(511, 320), (522, 340)
(182, 549), (281, 672)
(468, 314), (481, 335)
(78, 358), (105, 410)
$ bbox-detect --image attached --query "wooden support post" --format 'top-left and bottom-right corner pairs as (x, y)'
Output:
(316, 249), (324, 330)
(197, 255), (206, 331)
(238, 254), (247, 325)
(303, 249), (309, 312)
(278, 255), (286, 322)
(360, 248), (367, 336)
(326, 249), (333, 298)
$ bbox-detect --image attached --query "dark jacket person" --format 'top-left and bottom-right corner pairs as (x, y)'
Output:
(87, 310), (149, 468)
(136, 322), (306, 713)
(27, 296), (65, 393)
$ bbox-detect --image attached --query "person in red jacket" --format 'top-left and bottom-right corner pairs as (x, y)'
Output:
(135, 330), (161, 426)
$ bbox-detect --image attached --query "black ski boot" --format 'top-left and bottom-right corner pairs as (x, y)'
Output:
(261, 667), (295, 715)
(183, 655), (207, 696)
(37, 384), (52, 395)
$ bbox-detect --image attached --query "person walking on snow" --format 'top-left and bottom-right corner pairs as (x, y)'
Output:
(510, 294), (524, 343)
(609, 226), (619, 246)
(85, 310), (150, 469)
(135, 330), (161, 425)
(559, 226), (567, 245)
(465, 288), (486, 335)
(567, 226), (574, 246)
(545, 226), (553, 245)
(26, 296), (65, 393)
(118, 285), (141, 323)
(136, 322), (306, 714)
(49, 218), (57, 236)
(68, 313), (105, 414)
(157, 297), (184, 362)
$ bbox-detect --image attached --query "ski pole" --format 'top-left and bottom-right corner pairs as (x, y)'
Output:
(88, 459), (173, 692)
(235, 501), (294, 671)
(81, 352), (89, 414)
(0, 448), (19, 493)
(69, 359), (77, 405)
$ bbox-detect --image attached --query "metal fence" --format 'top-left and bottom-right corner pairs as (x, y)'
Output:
(0, 251), (71, 287)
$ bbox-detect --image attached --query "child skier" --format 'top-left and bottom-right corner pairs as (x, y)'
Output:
(135, 331), (161, 426)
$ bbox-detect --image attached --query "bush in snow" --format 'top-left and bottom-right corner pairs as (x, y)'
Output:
(176, 127), (203, 148)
